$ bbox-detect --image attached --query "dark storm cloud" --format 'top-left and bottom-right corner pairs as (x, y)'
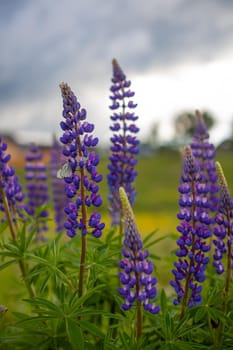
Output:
(0, 0), (233, 139)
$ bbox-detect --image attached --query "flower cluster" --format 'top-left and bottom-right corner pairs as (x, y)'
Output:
(190, 110), (218, 213)
(108, 59), (139, 225)
(118, 187), (160, 314)
(25, 143), (49, 234)
(171, 146), (211, 308)
(50, 137), (68, 233)
(0, 135), (24, 220)
(212, 162), (233, 275)
(59, 82), (105, 238)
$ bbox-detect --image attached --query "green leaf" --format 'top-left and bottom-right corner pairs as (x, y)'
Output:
(23, 297), (64, 318)
(160, 289), (167, 314)
(119, 331), (131, 350)
(164, 311), (173, 339)
(105, 227), (119, 243)
(66, 317), (84, 350)
(194, 306), (207, 323)
(208, 307), (226, 324)
(79, 319), (104, 338)
(143, 230), (158, 244)
(0, 258), (16, 271)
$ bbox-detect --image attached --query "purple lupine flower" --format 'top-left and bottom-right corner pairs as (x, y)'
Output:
(118, 187), (160, 314)
(212, 162), (233, 276)
(107, 59), (139, 225)
(25, 143), (49, 235)
(59, 82), (105, 238)
(170, 146), (211, 311)
(0, 135), (25, 221)
(190, 110), (218, 214)
(50, 137), (68, 233)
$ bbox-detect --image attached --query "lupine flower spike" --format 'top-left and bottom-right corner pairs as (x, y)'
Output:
(171, 146), (211, 319)
(50, 137), (68, 233)
(108, 59), (139, 226)
(25, 143), (49, 239)
(0, 136), (34, 298)
(191, 110), (218, 214)
(0, 135), (24, 233)
(59, 82), (105, 297)
(118, 187), (159, 339)
(213, 162), (233, 301)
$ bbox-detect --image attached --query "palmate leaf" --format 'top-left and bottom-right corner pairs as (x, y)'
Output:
(68, 284), (108, 316)
(0, 223), (36, 262)
(23, 297), (64, 318)
(79, 319), (105, 338)
(25, 252), (74, 290)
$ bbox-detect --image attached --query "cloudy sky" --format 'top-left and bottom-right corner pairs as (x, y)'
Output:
(1, 0), (233, 146)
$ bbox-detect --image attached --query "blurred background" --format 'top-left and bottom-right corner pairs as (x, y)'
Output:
(1, 0), (233, 146)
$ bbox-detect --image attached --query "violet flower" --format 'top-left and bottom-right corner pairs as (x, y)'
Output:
(108, 59), (139, 225)
(118, 187), (160, 315)
(0, 135), (24, 221)
(25, 143), (49, 235)
(212, 162), (233, 282)
(50, 138), (68, 233)
(170, 146), (211, 315)
(190, 110), (218, 214)
(59, 82), (105, 238)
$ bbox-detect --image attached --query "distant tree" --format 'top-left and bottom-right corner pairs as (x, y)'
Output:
(148, 122), (159, 149)
(174, 110), (215, 139)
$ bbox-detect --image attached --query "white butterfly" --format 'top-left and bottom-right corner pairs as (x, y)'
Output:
(0, 304), (8, 317)
(57, 161), (73, 179)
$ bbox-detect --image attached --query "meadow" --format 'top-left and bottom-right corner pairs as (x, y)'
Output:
(1, 146), (233, 350)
